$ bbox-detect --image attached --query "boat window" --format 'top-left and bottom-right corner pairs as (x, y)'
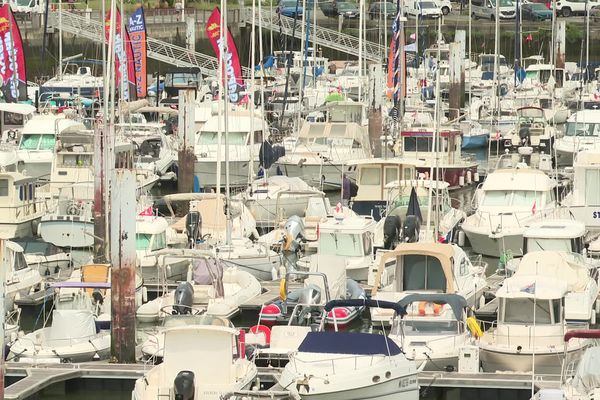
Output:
(197, 131), (247, 145)
(402, 319), (459, 335)
(14, 251), (28, 271)
(403, 168), (414, 180)
(459, 257), (468, 276)
(362, 232), (372, 256)
(512, 191), (543, 208)
(585, 170), (600, 205)
(552, 299), (561, 322)
(19, 134), (41, 150)
(0, 179), (9, 196)
(402, 254), (446, 291)
(360, 167), (380, 185)
(153, 232), (167, 251)
(565, 122), (598, 137)
(40, 135), (56, 150)
(481, 190), (512, 206)
(29, 184), (33, 200)
(4, 112), (23, 126)
(60, 154), (92, 167)
(253, 131), (263, 144)
(19, 185), (24, 201)
(403, 137), (432, 152)
(502, 298), (553, 324)
(385, 167), (398, 185)
(136, 234), (152, 250)
(319, 232), (363, 257)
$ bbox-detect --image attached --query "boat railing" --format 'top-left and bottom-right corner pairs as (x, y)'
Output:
(0, 200), (48, 220)
(19, 330), (107, 351)
(471, 208), (556, 230)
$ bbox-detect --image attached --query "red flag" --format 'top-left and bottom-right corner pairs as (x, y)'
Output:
(105, 8), (137, 101)
(531, 200), (537, 215)
(526, 34), (533, 43)
(205, 7), (245, 103)
(0, 5), (27, 102)
(139, 206), (153, 216)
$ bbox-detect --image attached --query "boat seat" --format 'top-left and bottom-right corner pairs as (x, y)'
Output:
(304, 216), (325, 241)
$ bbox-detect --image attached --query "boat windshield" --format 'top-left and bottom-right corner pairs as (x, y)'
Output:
(197, 131), (247, 145)
(319, 232), (366, 257)
(565, 122), (600, 137)
(526, 238), (572, 252)
(19, 134), (55, 150)
(163, 315), (230, 328)
(500, 298), (560, 324)
(136, 233), (166, 251)
(402, 319), (460, 335)
(481, 190), (544, 208)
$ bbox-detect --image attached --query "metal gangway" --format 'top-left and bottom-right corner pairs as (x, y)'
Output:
(50, 10), (251, 76)
(254, 8), (387, 62)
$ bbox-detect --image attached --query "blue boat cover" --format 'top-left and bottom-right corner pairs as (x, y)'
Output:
(324, 299), (406, 317)
(298, 331), (402, 356)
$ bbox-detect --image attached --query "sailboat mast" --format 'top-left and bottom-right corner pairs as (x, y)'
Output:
(58, 0), (62, 80)
(223, 1), (232, 245)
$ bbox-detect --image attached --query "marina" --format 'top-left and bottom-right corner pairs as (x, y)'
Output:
(0, 0), (599, 398)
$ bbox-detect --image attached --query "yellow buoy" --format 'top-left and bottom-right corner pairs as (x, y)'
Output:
(466, 316), (483, 339)
(279, 278), (287, 301)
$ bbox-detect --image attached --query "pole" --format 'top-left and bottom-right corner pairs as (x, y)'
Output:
(223, 0), (232, 245)
(0, 240), (5, 400)
(58, 0), (62, 80)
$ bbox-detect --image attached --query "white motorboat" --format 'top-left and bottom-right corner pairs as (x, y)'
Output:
(298, 214), (377, 282)
(369, 242), (487, 325)
(0, 103), (36, 141)
(461, 166), (560, 258)
(13, 238), (72, 280)
(237, 176), (323, 230)
(39, 64), (103, 101)
(140, 314), (232, 362)
(561, 150), (600, 231)
(555, 110), (600, 166)
(388, 293), (473, 372)
(480, 273), (590, 374)
(9, 281), (111, 363)
(194, 110), (266, 189)
(17, 112), (85, 178)
(277, 299), (418, 400)
(119, 123), (178, 181)
(136, 252), (261, 323)
(132, 325), (258, 400)
(500, 107), (556, 153)
(136, 215), (189, 282)
(4, 240), (43, 311)
(38, 183), (94, 248)
(276, 101), (372, 190)
(0, 170), (48, 239)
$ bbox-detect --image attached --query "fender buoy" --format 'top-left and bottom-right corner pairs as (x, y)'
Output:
(418, 301), (443, 316)
(249, 324), (271, 346)
(238, 329), (246, 359)
(466, 316), (483, 339)
(279, 278), (287, 301)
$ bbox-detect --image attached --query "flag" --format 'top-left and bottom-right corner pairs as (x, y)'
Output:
(521, 282), (536, 294)
(139, 206), (153, 216)
(525, 33), (533, 42)
(205, 7), (245, 103)
(531, 200), (537, 215)
(0, 5), (27, 102)
(105, 8), (137, 101)
(128, 6), (147, 98)
(407, 187), (423, 223)
(409, 32), (416, 40)
(495, 130), (501, 140)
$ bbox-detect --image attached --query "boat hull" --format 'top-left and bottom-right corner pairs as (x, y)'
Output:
(39, 219), (94, 248)
(294, 374), (418, 400)
(415, 165), (478, 190)
(278, 163), (349, 191)
(462, 134), (488, 149)
(0, 220), (38, 240)
(194, 160), (258, 189)
(480, 346), (583, 375)
(462, 227), (524, 258)
(222, 256), (280, 282)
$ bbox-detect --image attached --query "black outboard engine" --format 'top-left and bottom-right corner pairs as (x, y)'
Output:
(402, 215), (421, 243)
(173, 282), (194, 315)
(174, 371), (195, 400)
(518, 126), (531, 146)
(383, 215), (402, 250)
(185, 211), (202, 248)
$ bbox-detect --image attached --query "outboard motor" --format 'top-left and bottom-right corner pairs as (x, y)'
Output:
(383, 215), (402, 250)
(402, 215), (421, 243)
(173, 282), (194, 315)
(282, 215), (305, 252)
(518, 126), (531, 147)
(185, 211), (202, 247)
(174, 371), (195, 400)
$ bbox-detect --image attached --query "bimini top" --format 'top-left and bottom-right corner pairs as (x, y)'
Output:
(297, 331), (402, 356)
(374, 242), (456, 293)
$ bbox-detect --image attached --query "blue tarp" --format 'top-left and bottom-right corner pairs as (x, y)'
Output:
(298, 331), (402, 356)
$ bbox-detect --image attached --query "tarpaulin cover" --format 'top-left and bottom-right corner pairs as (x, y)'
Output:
(298, 331), (402, 356)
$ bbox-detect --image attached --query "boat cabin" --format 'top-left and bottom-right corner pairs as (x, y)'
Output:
(522, 220), (586, 255)
(561, 150), (600, 229)
(136, 216), (168, 254)
(0, 103), (35, 143)
(398, 129), (463, 162)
